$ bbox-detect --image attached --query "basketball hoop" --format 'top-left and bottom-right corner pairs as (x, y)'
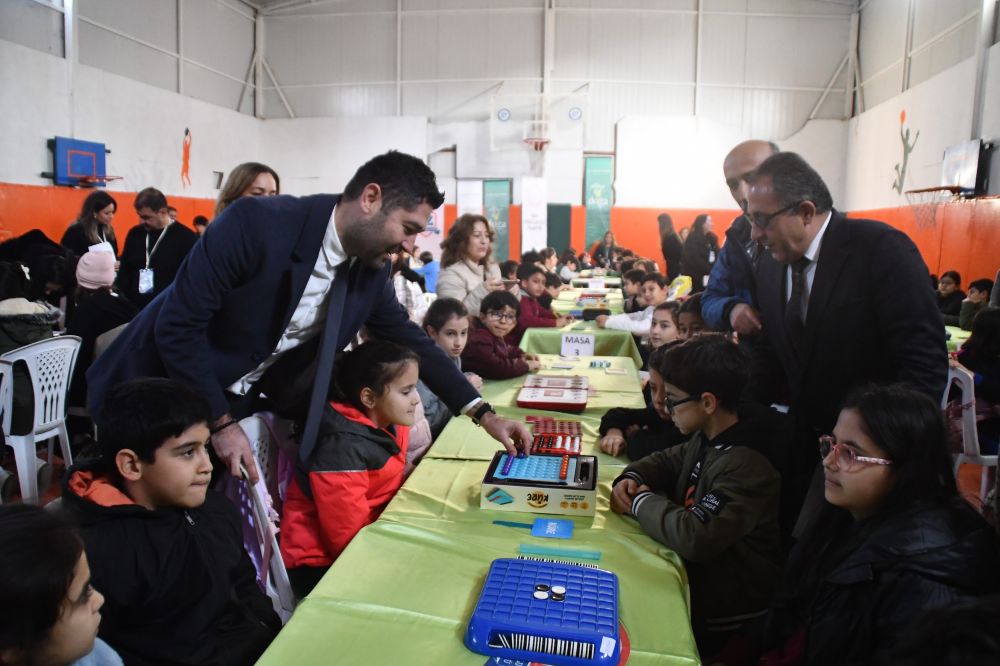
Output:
(904, 185), (963, 230)
(523, 137), (550, 152)
(75, 175), (123, 188)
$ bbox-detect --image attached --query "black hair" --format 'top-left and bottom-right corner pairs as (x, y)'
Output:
(418, 251), (433, 264)
(692, 214), (710, 235)
(516, 263), (546, 281)
(940, 270), (962, 287)
(639, 272), (669, 289)
(654, 300), (681, 325)
(750, 151), (833, 213)
(422, 297), (468, 333)
(98, 378), (213, 469)
(0, 504), (85, 662)
(520, 250), (542, 266)
(839, 383), (957, 510)
(619, 259), (638, 275)
(134, 187), (168, 212)
(193, 215), (209, 227)
(539, 247), (556, 261)
(332, 340), (420, 410)
(342, 151), (444, 214)
(27, 254), (74, 301)
(0, 261), (29, 300)
(679, 292), (703, 316)
(654, 333), (747, 410)
(500, 260), (519, 279)
(559, 251), (578, 267)
(74, 190), (119, 247)
(624, 268), (646, 284)
(962, 307), (1000, 359)
(480, 290), (520, 317)
(657, 213), (675, 236)
(544, 272), (562, 288)
(969, 278), (994, 295)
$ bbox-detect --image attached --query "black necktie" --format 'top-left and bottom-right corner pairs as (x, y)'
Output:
(785, 256), (811, 352)
(298, 261), (351, 464)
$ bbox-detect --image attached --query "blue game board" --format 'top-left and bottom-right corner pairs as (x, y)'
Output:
(465, 558), (620, 665)
(495, 454), (578, 484)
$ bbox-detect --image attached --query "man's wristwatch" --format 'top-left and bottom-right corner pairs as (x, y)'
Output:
(470, 401), (496, 426)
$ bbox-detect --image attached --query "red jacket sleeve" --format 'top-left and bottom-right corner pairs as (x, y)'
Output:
(519, 296), (557, 328)
(462, 331), (530, 379)
(309, 470), (372, 560)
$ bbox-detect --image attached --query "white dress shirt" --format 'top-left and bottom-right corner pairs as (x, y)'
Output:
(228, 206), (347, 395)
(785, 211), (832, 321)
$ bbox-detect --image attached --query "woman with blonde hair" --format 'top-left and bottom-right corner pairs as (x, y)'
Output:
(214, 162), (280, 217)
(436, 213), (510, 316)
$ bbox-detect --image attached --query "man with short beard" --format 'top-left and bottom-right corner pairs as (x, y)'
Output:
(89, 151), (531, 483)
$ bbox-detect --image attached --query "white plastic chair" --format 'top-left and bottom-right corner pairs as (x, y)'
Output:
(0, 336), (81, 503)
(944, 363), (998, 504)
(239, 415), (296, 622)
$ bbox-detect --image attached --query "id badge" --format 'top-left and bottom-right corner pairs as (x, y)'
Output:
(138, 268), (155, 294)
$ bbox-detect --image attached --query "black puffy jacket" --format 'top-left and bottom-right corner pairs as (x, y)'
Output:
(767, 499), (1000, 665)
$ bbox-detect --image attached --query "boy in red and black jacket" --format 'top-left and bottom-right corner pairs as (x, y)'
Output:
(462, 290), (542, 379)
(511, 263), (572, 343)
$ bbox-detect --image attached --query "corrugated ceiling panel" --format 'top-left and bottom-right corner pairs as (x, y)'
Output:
(700, 12), (748, 86)
(182, 0), (254, 81)
(403, 79), (540, 121)
(0, 0), (63, 57)
(78, 19), (177, 93)
(859, 0), (907, 80)
(745, 15), (850, 89)
(275, 84), (397, 118)
(908, 20), (977, 90)
(79, 0), (177, 52)
(183, 61), (249, 112)
(264, 13), (397, 86)
(912, 0), (979, 48)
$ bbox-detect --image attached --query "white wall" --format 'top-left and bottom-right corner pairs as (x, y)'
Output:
(261, 116), (428, 196)
(0, 38), (259, 199)
(615, 116), (847, 209)
(843, 55), (976, 210)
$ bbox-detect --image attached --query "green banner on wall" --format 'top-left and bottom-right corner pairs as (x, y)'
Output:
(483, 179), (511, 262)
(584, 155), (614, 249)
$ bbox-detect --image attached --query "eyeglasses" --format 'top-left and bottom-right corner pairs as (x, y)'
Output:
(818, 435), (893, 472)
(485, 311), (516, 322)
(663, 394), (699, 412)
(748, 201), (803, 230)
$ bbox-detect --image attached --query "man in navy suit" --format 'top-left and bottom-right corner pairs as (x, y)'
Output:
(744, 152), (947, 535)
(88, 151), (531, 482)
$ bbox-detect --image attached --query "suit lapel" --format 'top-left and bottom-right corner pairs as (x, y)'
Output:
(280, 195), (340, 331)
(800, 210), (850, 366)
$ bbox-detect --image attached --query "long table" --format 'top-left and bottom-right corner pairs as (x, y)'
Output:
(520, 326), (644, 368)
(946, 325), (971, 352)
(256, 352), (697, 665)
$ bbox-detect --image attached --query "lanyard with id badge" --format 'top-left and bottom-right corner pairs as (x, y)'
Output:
(140, 223), (171, 294)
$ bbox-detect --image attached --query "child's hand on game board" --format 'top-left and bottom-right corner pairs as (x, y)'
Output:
(599, 429), (626, 456)
(595, 315), (609, 328)
(526, 359), (542, 372)
(556, 314), (574, 327)
(611, 477), (640, 514)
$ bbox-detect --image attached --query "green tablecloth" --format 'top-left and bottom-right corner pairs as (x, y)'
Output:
(520, 328), (644, 367)
(552, 289), (625, 316)
(257, 459), (698, 665)
(579, 270), (620, 278)
(946, 325), (971, 352)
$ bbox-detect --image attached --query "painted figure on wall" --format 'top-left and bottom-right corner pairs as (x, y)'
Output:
(892, 110), (918, 194)
(181, 128), (192, 188)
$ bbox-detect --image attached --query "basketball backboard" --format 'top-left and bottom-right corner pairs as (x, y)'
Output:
(48, 136), (107, 186)
(489, 91), (586, 152)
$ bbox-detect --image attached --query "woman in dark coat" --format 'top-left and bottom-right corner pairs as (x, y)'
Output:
(680, 214), (717, 293)
(759, 384), (999, 666)
(60, 190), (119, 258)
(658, 213), (683, 282)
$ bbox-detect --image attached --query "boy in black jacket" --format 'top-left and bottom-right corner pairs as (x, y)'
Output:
(611, 335), (783, 661)
(62, 378), (280, 666)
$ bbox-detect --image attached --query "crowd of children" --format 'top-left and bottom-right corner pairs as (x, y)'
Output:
(3, 192), (1000, 666)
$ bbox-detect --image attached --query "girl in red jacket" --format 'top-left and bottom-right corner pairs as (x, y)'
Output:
(280, 340), (420, 597)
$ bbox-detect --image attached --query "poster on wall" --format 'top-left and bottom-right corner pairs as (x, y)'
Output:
(521, 177), (548, 254)
(457, 180), (484, 216)
(484, 179), (511, 262)
(584, 155), (614, 249)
